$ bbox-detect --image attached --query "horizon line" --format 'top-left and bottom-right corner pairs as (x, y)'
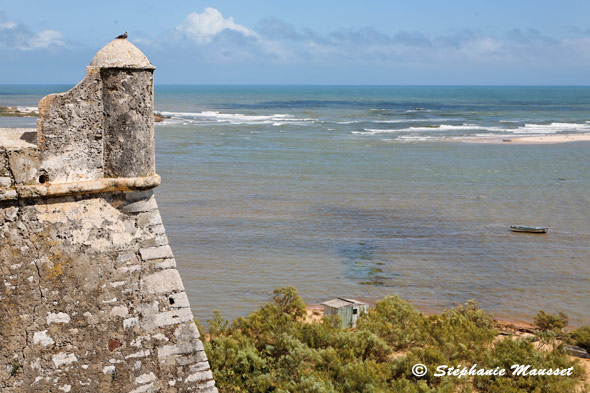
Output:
(1, 83), (590, 88)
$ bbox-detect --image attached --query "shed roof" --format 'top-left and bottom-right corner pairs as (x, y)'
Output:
(322, 297), (368, 308)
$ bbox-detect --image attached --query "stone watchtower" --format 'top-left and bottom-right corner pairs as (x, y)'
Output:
(0, 39), (217, 392)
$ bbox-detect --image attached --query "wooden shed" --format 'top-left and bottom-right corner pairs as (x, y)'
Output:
(322, 298), (369, 328)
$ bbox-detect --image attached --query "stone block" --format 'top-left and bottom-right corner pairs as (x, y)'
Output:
(47, 312), (70, 324)
(141, 269), (184, 294)
(135, 372), (156, 384)
(139, 245), (173, 260)
(125, 349), (151, 359)
(52, 352), (78, 367)
(0, 189), (17, 200)
(124, 317), (140, 329)
(142, 308), (194, 329)
(185, 370), (214, 383)
(33, 330), (55, 347)
(157, 342), (204, 360)
(189, 361), (211, 372)
(175, 321), (200, 341)
(149, 224), (166, 235)
(154, 258), (176, 270)
(137, 211), (163, 227)
(124, 190), (153, 203)
(103, 365), (116, 375)
(110, 306), (129, 318)
(139, 234), (168, 248)
(119, 195), (158, 213)
(117, 251), (139, 264)
(168, 291), (190, 309)
(0, 176), (12, 187)
(175, 354), (205, 366)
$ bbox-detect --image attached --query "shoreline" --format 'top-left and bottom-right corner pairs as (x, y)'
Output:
(314, 296), (568, 330)
(458, 133), (590, 144)
(306, 302), (537, 333)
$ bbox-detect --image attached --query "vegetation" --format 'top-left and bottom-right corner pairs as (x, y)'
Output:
(9, 359), (21, 377)
(198, 287), (588, 393)
(570, 327), (590, 352)
(534, 310), (569, 332)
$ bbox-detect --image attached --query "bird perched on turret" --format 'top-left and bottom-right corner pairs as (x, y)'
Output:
(116, 31), (128, 39)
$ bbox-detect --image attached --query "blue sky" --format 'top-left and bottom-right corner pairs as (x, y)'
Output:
(1, 0), (590, 84)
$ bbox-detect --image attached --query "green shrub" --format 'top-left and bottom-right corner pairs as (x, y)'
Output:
(424, 301), (496, 364)
(286, 374), (337, 393)
(356, 295), (428, 349)
(199, 288), (586, 393)
(570, 327), (590, 352)
(534, 310), (569, 331)
(273, 286), (306, 319)
(475, 338), (581, 393)
(209, 309), (230, 336)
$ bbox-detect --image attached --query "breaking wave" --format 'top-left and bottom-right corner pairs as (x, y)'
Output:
(157, 111), (315, 125)
(352, 122), (590, 136)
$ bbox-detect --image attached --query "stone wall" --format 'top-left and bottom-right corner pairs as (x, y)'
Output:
(0, 39), (217, 392)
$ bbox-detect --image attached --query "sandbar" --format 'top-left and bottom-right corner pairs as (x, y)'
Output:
(458, 134), (590, 144)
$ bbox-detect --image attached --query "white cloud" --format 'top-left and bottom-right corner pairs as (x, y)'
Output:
(0, 20), (17, 30)
(155, 12), (590, 76)
(26, 30), (64, 50)
(131, 37), (153, 46)
(562, 37), (590, 57)
(0, 12), (64, 51)
(176, 7), (258, 44)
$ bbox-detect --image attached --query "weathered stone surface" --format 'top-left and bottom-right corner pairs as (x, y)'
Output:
(168, 291), (190, 309)
(140, 245), (173, 261)
(102, 68), (155, 178)
(119, 194), (158, 213)
(0, 38), (217, 393)
(37, 66), (104, 183)
(141, 308), (195, 330)
(90, 39), (155, 70)
(141, 269), (185, 294)
(4, 174), (161, 201)
(6, 147), (41, 185)
(1, 192), (217, 392)
(154, 258), (177, 270)
(0, 176), (11, 187)
(137, 210), (163, 227)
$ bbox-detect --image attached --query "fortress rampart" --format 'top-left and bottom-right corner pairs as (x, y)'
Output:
(0, 39), (217, 393)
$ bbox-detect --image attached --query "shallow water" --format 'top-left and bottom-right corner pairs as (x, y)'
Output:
(156, 129), (590, 326)
(2, 85), (589, 326)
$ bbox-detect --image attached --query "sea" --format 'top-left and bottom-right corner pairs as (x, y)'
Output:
(1, 85), (589, 326)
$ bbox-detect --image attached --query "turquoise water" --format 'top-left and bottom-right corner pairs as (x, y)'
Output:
(2, 85), (590, 326)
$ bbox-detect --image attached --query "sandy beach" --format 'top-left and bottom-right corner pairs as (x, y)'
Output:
(459, 134), (590, 144)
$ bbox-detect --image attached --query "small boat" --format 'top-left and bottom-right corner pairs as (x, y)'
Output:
(510, 225), (548, 234)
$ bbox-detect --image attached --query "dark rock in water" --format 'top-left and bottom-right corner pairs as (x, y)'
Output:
(564, 345), (590, 358)
(154, 112), (171, 123)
